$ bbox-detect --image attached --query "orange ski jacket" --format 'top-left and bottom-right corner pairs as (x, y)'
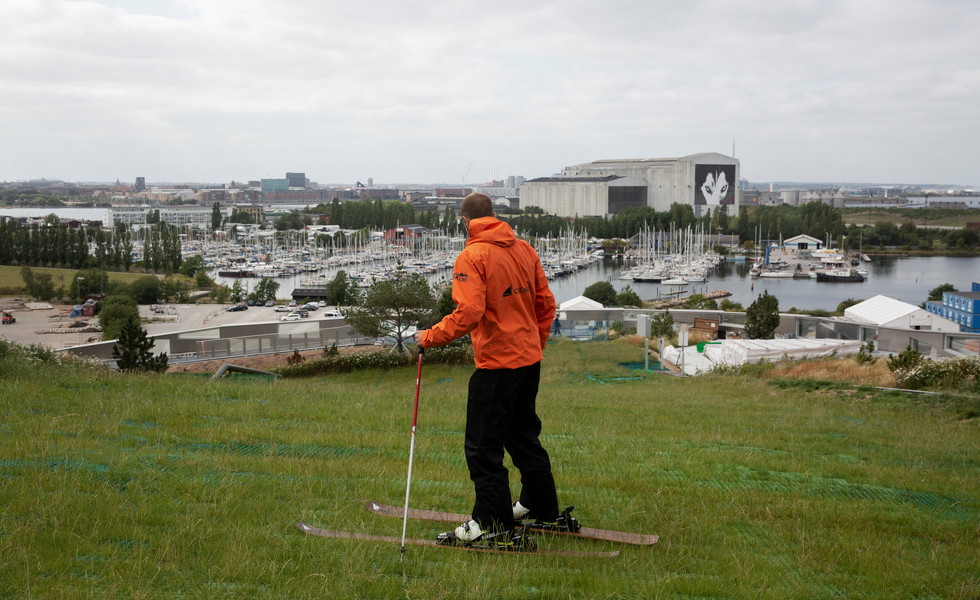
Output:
(418, 216), (556, 370)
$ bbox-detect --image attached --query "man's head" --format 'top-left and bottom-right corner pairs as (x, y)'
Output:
(460, 193), (494, 220)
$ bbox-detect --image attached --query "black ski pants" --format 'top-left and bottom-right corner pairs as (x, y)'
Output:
(465, 361), (559, 531)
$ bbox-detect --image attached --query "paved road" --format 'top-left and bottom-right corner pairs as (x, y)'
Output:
(0, 302), (338, 351)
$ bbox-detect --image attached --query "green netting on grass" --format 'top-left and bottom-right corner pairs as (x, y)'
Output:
(584, 373), (647, 384)
(704, 465), (975, 516)
(620, 360), (672, 372)
(171, 440), (367, 458)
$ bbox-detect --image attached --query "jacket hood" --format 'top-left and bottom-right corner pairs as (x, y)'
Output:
(466, 216), (516, 248)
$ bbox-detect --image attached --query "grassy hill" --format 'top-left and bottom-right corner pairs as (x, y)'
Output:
(0, 265), (150, 294)
(1, 339), (977, 599)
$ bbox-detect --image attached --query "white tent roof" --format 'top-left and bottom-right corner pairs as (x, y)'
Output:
(844, 295), (920, 326)
(784, 234), (822, 245)
(559, 295), (604, 311)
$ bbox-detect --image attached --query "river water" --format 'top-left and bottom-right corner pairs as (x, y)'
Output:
(2, 207), (976, 311)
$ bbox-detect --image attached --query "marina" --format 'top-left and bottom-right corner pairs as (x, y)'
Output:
(0, 207), (975, 312)
(202, 237), (976, 312)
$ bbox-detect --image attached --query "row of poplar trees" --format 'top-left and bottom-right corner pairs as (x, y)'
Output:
(0, 220), (183, 274)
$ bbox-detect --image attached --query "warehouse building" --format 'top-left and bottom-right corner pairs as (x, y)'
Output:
(521, 152), (739, 217)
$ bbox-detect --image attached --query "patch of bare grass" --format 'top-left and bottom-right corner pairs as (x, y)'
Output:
(760, 357), (897, 387)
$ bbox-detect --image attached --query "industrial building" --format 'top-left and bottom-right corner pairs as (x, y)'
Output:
(520, 152), (739, 217)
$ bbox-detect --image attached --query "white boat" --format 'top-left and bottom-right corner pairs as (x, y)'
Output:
(660, 278), (689, 285)
(673, 268), (708, 282)
(759, 270), (793, 278)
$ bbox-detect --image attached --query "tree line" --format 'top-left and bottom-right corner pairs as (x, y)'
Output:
(0, 219), (183, 273)
(309, 199), (853, 243)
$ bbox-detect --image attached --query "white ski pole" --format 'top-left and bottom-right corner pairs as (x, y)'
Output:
(400, 346), (424, 552)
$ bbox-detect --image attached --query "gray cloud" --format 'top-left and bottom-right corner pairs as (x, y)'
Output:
(1, 0), (977, 185)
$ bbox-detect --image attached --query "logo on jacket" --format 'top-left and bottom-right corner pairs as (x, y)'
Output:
(453, 272), (468, 282)
(502, 285), (529, 298)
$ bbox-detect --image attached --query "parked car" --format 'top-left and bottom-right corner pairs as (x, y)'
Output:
(302, 302), (318, 311)
(375, 325), (418, 347)
(264, 300), (275, 307)
(274, 305), (291, 312)
(151, 305), (165, 314)
(322, 310), (343, 318)
(228, 304), (248, 312)
(288, 300), (297, 307)
(280, 313), (302, 322)
(297, 310), (309, 318)
(317, 300), (327, 307)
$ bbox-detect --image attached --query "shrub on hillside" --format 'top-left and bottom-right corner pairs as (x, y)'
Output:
(0, 338), (59, 364)
(855, 340), (877, 365)
(890, 354), (980, 392)
(886, 346), (923, 375)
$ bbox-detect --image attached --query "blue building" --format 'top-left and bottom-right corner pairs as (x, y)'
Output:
(926, 281), (980, 333)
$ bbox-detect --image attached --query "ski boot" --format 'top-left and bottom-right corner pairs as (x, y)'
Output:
(523, 506), (582, 533)
(436, 520), (537, 552)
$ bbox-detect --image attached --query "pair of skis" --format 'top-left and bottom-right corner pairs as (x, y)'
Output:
(294, 352), (658, 558)
(296, 501), (658, 558)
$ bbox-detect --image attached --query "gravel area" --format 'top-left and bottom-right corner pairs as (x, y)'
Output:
(0, 301), (322, 350)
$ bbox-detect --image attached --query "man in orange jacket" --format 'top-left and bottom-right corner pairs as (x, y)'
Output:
(415, 192), (560, 550)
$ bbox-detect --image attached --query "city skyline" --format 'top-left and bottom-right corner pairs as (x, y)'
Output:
(2, 0), (978, 187)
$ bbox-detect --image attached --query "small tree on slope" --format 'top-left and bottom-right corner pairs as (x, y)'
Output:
(745, 290), (780, 339)
(112, 320), (169, 373)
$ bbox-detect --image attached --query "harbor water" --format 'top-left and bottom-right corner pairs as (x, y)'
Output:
(216, 255), (978, 313)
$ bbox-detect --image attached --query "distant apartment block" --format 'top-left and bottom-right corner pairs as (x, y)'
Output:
(261, 178), (289, 193)
(104, 206), (223, 229)
(230, 204), (265, 223)
(265, 189), (334, 203)
(506, 175), (526, 189)
(129, 188), (196, 203)
(435, 188), (472, 198)
(195, 189), (231, 204)
(228, 188), (263, 204)
(332, 187), (401, 201)
(286, 172), (307, 188)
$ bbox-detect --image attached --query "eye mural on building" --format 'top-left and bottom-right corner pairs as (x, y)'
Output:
(694, 164), (736, 205)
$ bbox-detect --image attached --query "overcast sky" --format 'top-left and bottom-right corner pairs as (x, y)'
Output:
(2, 0), (978, 186)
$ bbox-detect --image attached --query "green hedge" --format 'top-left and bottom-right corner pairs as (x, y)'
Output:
(275, 343), (474, 378)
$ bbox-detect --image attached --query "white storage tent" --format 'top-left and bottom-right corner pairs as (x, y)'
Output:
(662, 338), (864, 375)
